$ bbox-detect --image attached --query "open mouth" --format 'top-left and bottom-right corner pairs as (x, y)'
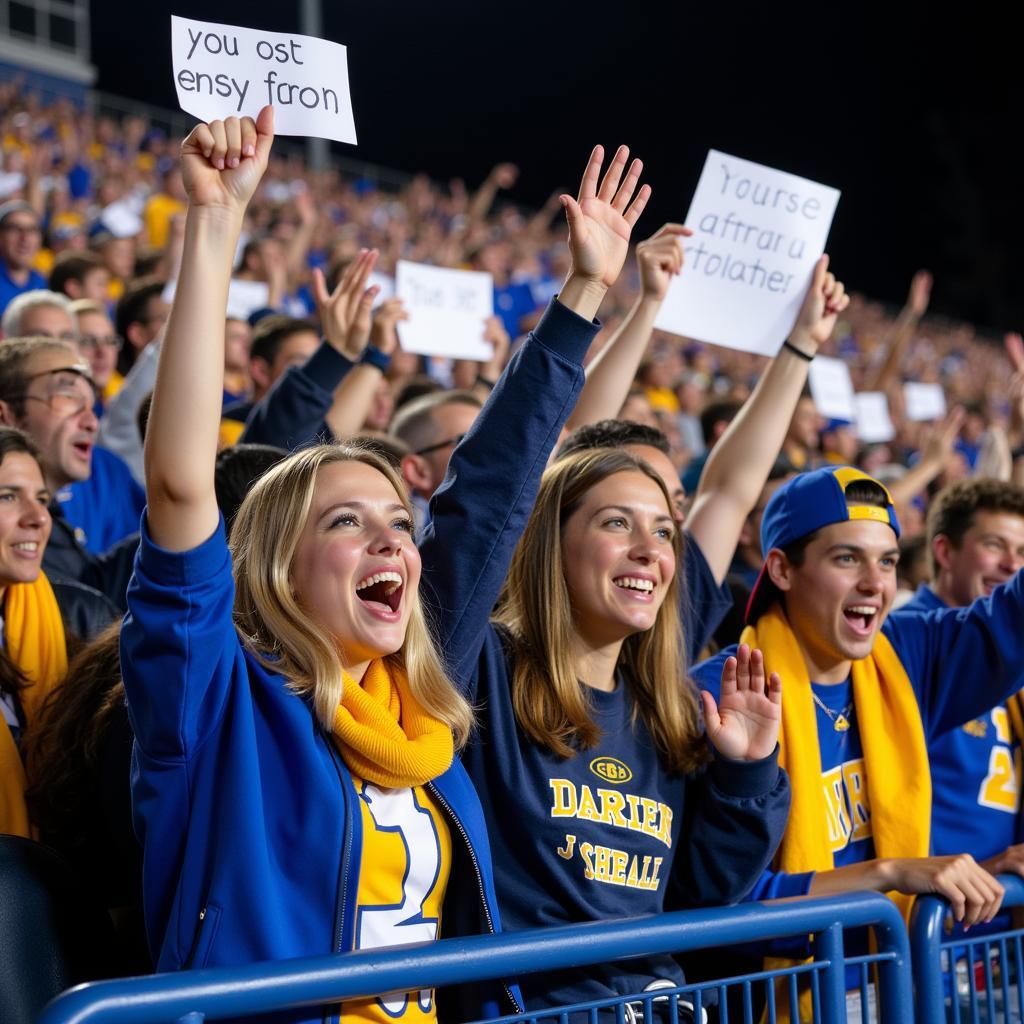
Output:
(72, 441), (92, 459)
(355, 571), (404, 614)
(842, 604), (878, 636)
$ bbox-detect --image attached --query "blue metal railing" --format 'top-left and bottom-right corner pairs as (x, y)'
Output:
(912, 874), (1024, 1024)
(40, 891), (912, 1024)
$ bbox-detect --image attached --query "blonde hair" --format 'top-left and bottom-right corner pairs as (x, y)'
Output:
(231, 442), (473, 747)
(495, 449), (706, 774)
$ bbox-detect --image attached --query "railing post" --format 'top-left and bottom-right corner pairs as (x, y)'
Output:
(909, 894), (950, 1024)
(869, 898), (914, 1023)
(812, 922), (845, 1024)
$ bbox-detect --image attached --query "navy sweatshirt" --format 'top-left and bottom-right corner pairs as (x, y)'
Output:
(419, 298), (790, 1011)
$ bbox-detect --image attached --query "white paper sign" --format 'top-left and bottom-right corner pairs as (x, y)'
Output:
(395, 261), (494, 360)
(904, 382), (947, 422)
(654, 150), (839, 356)
(162, 277), (270, 320)
(171, 16), (357, 144)
(854, 392), (896, 443)
(808, 356), (856, 422)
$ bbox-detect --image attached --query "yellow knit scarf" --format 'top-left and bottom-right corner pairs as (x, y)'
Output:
(0, 573), (68, 837)
(331, 659), (453, 789)
(741, 605), (930, 1022)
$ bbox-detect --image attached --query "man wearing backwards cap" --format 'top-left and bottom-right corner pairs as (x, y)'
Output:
(692, 465), (1024, 932)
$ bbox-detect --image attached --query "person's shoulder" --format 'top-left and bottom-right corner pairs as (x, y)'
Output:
(897, 584), (947, 616)
(50, 577), (120, 642)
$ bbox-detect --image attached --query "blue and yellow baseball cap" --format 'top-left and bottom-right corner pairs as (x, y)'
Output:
(745, 466), (901, 623)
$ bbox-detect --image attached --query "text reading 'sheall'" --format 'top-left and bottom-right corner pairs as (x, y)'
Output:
(589, 757), (633, 784)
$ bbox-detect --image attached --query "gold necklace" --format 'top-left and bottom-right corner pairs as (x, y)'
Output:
(811, 691), (853, 732)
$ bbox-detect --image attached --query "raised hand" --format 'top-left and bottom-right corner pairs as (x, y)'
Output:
(369, 298), (408, 357)
(701, 644), (781, 762)
(480, 315), (510, 379)
(907, 270), (933, 318)
(180, 106), (274, 213)
(312, 248), (380, 359)
(636, 223), (693, 301)
(919, 405), (965, 469)
(790, 255), (849, 354)
(562, 144), (651, 291)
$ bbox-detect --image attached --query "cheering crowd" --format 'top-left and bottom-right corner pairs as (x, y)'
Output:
(1, 82), (1024, 1024)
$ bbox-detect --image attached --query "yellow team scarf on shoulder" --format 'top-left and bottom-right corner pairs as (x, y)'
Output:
(0, 573), (68, 837)
(741, 605), (930, 1022)
(332, 659), (453, 789)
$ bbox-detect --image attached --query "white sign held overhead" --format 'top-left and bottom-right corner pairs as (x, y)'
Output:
(808, 356), (856, 422)
(654, 150), (839, 356)
(395, 261), (494, 361)
(171, 16), (357, 144)
(854, 392), (896, 443)
(904, 382), (947, 422)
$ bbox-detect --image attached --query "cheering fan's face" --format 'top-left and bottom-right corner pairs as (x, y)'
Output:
(561, 470), (677, 647)
(290, 460), (419, 668)
(771, 519), (899, 679)
(0, 451), (51, 596)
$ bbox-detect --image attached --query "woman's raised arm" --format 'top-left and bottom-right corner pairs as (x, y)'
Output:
(144, 108), (274, 552)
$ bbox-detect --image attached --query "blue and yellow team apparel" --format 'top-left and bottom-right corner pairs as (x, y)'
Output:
(692, 569), (1024, 908)
(120, 517), (520, 1024)
(416, 298), (789, 1014)
(903, 584), (1024, 860)
(810, 680), (874, 867)
(457, 647), (788, 1013)
(344, 778), (452, 1024)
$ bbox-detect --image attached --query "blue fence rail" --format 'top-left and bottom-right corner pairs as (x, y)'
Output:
(912, 874), (1024, 1024)
(40, 891), (911, 1024)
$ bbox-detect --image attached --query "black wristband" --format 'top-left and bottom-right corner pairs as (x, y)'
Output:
(475, 373), (497, 391)
(782, 339), (814, 362)
(358, 345), (392, 372)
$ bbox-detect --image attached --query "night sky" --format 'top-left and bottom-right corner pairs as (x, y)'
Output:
(89, 2), (1021, 333)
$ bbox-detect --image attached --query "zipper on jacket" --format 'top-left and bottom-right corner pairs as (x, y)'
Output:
(426, 781), (523, 1015)
(326, 738), (355, 1024)
(183, 906), (207, 969)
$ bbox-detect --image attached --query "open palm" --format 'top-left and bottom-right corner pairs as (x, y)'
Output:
(701, 644), (781, 762)
(563, 145), (650, 289)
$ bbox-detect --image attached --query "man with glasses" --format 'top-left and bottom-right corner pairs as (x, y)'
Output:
(69, 298), (123, 412)
(390, 390), (483, 530)
(0, 201), (46, 316)
(0, 338), (137, 605)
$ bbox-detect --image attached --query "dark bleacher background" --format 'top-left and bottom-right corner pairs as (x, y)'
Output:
(89, 1), (1022, 333)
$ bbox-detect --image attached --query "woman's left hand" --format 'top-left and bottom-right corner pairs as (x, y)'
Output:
(701, 644), (781, 762)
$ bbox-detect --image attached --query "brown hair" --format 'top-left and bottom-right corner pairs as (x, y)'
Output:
(495, 448), (706, 774)
(23, 622), (124, 849)
(926, 479), (1024, 576)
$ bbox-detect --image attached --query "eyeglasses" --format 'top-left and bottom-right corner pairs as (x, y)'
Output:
(413, 433), (466, 457)
(0, 222), (41, 237)
(11, 367), (98, 417)
(77, 333), (123, 352)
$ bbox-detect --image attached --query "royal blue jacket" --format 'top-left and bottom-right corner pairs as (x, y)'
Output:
(121, 519), (521, 1024)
